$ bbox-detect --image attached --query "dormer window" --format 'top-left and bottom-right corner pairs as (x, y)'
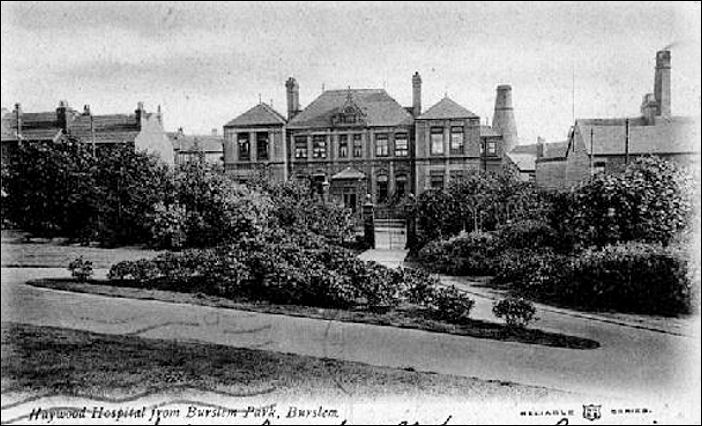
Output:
(331, 90), (366, 127)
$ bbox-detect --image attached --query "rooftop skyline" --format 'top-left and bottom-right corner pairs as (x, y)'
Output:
(1, 1), (700, 144)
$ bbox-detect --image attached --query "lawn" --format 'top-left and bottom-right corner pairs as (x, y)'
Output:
(1, 322), (561, 402)
(1, 233), (158, 268)
(29, 278), (600, 350)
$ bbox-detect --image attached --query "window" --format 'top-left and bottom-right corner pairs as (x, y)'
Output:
(352, 134), (363, 157)
(338, 134), (348, 158)
(480, 139), (485, 155)
(593, 161), (606, 175)
(395, 133), (408, 157)
(430, 171), (445, 190)
(312, 135), (327, 158)
(430, 127), (444, 155)
(487, 140), (497, 156)
(375, 133), (388, 157)
(450, 126), (464, 154)
(377, 175), (388, 202)
(256, 132), (269, 161)
(294, 136), (308, 159)
(311, 174), (326, 196)
(238, 133), (250, 161)
(395, 174), (407, 199)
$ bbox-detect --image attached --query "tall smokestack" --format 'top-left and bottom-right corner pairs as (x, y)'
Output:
(654, 50), (671, 117)
(285, 77), (300, 120)
(412, 71), (422, 117)
(492, 84), (518, 154)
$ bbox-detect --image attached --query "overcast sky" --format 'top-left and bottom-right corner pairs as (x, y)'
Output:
(1, 1), (700, 144)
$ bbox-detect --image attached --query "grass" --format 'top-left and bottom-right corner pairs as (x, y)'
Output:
(1, 241), (158, 268)
(29, 278), (600, 350)
(1, 322), (561, 401)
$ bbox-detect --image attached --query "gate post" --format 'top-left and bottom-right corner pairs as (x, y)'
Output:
(405, 193), (417, 251)
(362, 194), (375, 249)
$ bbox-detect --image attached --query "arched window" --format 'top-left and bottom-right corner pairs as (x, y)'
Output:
(395, 174), (408, 199)
(377, 175), (388, 202)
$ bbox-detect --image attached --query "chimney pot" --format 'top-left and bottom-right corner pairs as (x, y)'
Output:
(83, 104), (91, 115)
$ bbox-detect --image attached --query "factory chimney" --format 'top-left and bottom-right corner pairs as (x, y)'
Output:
(285, 77), (300, 120)
(492, 85), (518, 154)
(653, 50), (671, 117)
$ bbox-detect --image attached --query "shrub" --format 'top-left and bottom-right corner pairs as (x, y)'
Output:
(492, 297), (538, 329)
(68, 256), (93, 282)
(149, 202), (187, 250)
(565, 242), (691, 315)
(495, 219), (563, 252)
(431, 286), (475, 323)
(418, 231), (498, 275)
(493, 248), (571, 299)
(401, 267), (441, 306)
(108, 259), (159, 284)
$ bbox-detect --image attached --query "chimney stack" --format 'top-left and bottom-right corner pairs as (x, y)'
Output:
(135, 101), (145, 126)
(13, 103), (22, 138)
(412, 72), (422, 117)
(654, 50), (671, 117)
(211, 128), (218, 136)
(83, 104), (91, 115)
(285, 77), (300, 120)
(536, 136), (545, 158)
(56, 100), (70, 132)
(492, 85), (518, 154)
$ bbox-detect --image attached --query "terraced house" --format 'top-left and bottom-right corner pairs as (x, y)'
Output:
(223, 73), (518, 217)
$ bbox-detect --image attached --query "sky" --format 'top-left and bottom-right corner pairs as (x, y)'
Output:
(1, 1), (700, 145)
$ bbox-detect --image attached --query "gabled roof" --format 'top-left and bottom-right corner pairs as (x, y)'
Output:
(574, 116), (700, 155)
(417, 96), (478, 120)
(288, 89), (413, 129)
(331, 166), (365, 180)
(168, 132), (224, 152)
(224, 103), (286, 128)
(510, 143), (539, 155)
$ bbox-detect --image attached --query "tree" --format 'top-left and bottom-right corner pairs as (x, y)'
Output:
(570, 156), (693, 247)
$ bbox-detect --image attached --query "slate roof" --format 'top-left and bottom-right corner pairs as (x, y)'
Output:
(417, 96), (478, 120)
(1, 111), (64, 143)
(574, 116), (700, 155)
(543, 141), (569, 158)
(506, 152), (536, 172)
(224, 103), (286, 128)
(331, 166), (366, 180)
(288, 89), (413, 129)
(69, 114), (141, 144)
(479, 125), (501, 138)
(510, 143), (539, 155)
(168, 132), (224, 152)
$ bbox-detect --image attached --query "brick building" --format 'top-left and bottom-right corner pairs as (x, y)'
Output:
(1, 101), (174, 165)
(535, 50), (700, 189)
(223, 73), (519, 216)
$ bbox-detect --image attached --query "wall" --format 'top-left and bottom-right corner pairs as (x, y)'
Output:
(134, 115), (175, 165)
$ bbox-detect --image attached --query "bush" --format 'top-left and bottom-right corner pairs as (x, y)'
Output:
(401, 267), (441, 306)
(418, 231), (498, 275)
(492, 297), (537, 329)
(431, 286), (475, 324)
(495, 219), (563, 252)
(565, 242), (691, 315)
(493, 248), (571, 300)
(68, 256), (93, 282)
